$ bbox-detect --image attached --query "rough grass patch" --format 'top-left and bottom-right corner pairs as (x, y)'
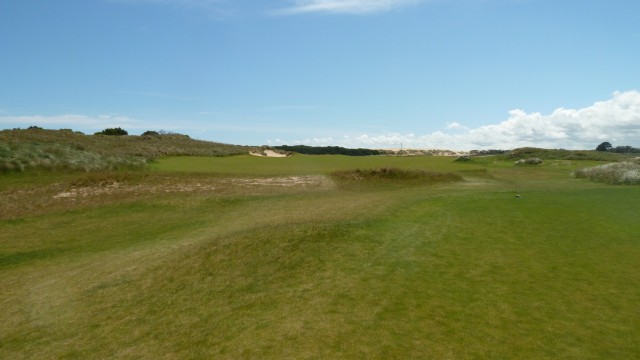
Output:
(331, 167), (463, 183)
(573, 159), (640, 184)
(504, 147), (626, 161)
(0, 141), (148, 173)
(515, 158), (544, 165)
(0, 128), (253, 173)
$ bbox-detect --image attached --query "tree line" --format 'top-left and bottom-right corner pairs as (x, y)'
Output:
(273, 145), (382, 156)
(596, 142), (640, 153)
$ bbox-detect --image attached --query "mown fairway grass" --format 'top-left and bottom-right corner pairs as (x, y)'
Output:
(1, 155), (639, 358)
(150, 154), (487, 175)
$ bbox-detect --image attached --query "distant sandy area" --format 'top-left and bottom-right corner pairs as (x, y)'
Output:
(384, 149), (467, 156)
(250, 149), (288, 157)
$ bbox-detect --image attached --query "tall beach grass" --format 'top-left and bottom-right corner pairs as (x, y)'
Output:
(573, 158), (640, 184)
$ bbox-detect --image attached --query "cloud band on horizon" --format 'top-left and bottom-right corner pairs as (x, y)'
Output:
(2, 91), (640, 151)
(269, 90), (640, 150)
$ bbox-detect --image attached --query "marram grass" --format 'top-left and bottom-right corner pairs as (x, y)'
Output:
(574, 158), (640, 184)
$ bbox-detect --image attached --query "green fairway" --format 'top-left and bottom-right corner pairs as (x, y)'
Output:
(149, 154), (488, 175)
(2, 155), (639, 359)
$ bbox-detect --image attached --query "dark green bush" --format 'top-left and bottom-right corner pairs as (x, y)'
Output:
(454, 155), (472, 162)
(274, 145), (382, 156)
(596, 142), (613, 152)
(95, 127), (128, 136)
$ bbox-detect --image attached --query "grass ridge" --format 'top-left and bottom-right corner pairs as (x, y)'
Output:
(0, 128), (252, 172)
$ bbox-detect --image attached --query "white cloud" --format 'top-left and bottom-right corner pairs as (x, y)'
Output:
(270, 91), (640, 150)
(278, 0), (423, 15)
(446, 122), (467, 130)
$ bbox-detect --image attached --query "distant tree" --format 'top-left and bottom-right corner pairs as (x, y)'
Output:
(95, 127), (128, 136)
(27, 125), (43, 130)
(596, 142), (612, 152)
(141, 130), (160, 136)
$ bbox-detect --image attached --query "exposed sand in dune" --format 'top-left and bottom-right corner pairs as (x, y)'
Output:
(250, 149), (288, 157)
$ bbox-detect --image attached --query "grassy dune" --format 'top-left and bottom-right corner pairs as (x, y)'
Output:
(1, 155), (639, 358)
(0, 128), (251, 172)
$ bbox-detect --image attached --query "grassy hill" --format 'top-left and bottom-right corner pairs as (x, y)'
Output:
(501, 147), (627, 161)
(0, 128), (253, 172)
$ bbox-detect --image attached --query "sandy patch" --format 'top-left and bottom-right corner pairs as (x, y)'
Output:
(52, 182), (218, 199)
(384, 148), (467, 156)
(50, 176), (329, 199)
(220, 176), (324, 187)
(250, 150), (288, 157)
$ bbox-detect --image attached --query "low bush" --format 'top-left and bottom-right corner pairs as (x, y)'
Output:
(573, 159), (640, 185)
(95, 127), (128, 136)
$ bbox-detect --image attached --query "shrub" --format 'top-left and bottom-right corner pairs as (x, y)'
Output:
(95, 127), (128, 136)
(454, 155), (472, 162)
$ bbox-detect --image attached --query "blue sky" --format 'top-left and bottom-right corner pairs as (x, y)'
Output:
(1, 0), (639, 150)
